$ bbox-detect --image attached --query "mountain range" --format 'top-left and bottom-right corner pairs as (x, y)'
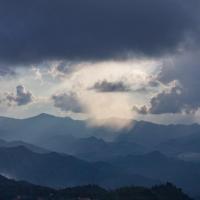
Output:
(1, 113), (200, 160)
(0, 145), (157, 188)
(1, 114), (200, 198)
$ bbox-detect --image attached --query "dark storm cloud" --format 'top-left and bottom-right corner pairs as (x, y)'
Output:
(154, 51), (200, 114)
(148, 87), (184, 114)
(0, 0), (199, 67)
(134, 88), (199, 115)
(52, 93), (83, 113)
(6, 85), (33, 106)
(133, 51), (200, 115)
(138, 87), (197, 115)
(91, 80), (131, 92)
(147, 87), (196, 114)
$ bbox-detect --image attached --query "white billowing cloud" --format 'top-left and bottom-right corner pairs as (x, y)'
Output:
(49, 59), (163, 128)
(56, 59), (163, 97)
(31, 67), (43, 82)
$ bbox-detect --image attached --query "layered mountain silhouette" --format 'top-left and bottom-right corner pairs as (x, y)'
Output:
(1, 114), (200, 159)
(0, 145), (200, 197)
(1, 114), (200, 198)
(115, 121), (200, 148)
(156, 132), (200, 159)
(0, 138), (49, 153)
(108, 151), (200, 196)
(0, 146), (156, 188)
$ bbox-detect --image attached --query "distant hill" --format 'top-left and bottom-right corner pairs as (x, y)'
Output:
(108, 151), (200, 196)
(0, 138), (49, 154)
(115, 121), (200, 147)
(0, 175), (193, 200)
(1, 114), (200, 158)
(0, 113), (88, 142)
(0, 146), (157, 188)
(41, 135), (147, 161)
(156, 132), (200, 159)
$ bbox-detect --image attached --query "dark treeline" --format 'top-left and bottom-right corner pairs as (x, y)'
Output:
(0, 175), (193, 200)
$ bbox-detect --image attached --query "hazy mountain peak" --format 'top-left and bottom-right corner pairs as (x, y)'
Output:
(27, 113), (58, 120)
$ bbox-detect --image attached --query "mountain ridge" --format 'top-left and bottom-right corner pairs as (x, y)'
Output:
(0, 145), (157, 188)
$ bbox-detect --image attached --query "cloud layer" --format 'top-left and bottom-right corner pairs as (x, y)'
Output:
(0, 1), (200, 126)
(0, 0), (199, 67)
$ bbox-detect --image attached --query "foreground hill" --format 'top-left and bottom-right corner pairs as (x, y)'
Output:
(0, 175), (193, 200)
(0, 146), (156, 188)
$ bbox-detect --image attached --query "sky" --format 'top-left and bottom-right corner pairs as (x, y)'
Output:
(0, 0), (200, 128)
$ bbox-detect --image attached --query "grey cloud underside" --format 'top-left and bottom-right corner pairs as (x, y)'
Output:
(91, 80), (131, 93)
(91, 78), (161, 93)
(147, 87), (197, 114)
(52, 93), (83, 113)
(135, 86), (200, 115)
(0, 0), (199, 66)
(6, 85), (33, 106)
